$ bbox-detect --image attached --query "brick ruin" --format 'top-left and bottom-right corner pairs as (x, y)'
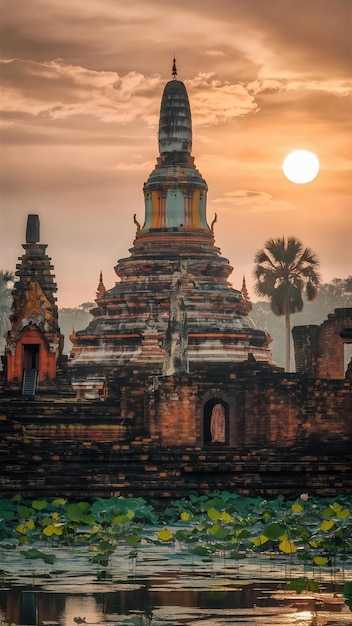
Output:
(0, 66), (351, 498)
(293, 308), (352, 379)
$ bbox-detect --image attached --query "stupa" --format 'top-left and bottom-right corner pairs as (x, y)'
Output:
(69, 61), (274, 397)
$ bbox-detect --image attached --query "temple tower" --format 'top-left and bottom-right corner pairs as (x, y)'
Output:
(5, 215), (64, 394)
(69, 63), (274, 397)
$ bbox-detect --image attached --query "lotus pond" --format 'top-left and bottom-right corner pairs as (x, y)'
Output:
(0, 493), (351, 625)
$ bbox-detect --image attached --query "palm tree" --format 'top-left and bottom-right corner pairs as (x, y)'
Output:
(253, 237), (320, 372)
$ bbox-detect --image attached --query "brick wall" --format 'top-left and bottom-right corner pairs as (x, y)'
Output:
(293, 308), (352, 378)
(146, 367), (352, 448)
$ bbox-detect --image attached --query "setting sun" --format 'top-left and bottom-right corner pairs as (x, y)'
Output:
(282, 149), (320, 184)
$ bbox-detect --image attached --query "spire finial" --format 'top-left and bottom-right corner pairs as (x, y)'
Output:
(172, 57), (177, 79)
(241, 275), (249, 301)
(96, 270), (106, 299)
(241, 275), (252, 314)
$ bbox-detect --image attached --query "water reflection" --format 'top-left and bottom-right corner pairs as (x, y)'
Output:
(0, 582), (348, 626)
(60, 596), (103, 624)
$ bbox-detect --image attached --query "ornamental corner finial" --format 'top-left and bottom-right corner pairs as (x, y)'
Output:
(172, 57), (177, 79)
(133, 213), (141, 231)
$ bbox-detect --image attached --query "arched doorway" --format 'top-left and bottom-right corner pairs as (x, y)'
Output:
(203, 398), (229, 446)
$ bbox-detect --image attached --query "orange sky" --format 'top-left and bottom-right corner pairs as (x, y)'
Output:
(1, 0), (351, 308)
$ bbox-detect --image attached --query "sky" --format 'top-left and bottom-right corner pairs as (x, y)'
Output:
(1, 0), (351, 308)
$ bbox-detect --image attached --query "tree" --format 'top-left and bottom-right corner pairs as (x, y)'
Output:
(0, 271), (14, 366)
(58, 303), (93, 354)
(253, 237), (320, 372)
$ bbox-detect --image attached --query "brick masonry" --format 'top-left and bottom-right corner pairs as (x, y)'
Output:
(1, 361), (351, 499)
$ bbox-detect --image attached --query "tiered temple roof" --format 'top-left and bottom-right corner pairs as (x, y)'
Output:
(69, 64), (274, 395)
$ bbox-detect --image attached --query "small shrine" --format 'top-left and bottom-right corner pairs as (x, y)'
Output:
(4, 214), (64, 394)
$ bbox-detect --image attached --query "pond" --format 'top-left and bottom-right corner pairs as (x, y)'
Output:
(0, 494), (351, 625)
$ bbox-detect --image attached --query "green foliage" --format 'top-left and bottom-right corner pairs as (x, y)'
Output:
(251, 276), (352, 368)
(253, 236), (320, 371)
(0, 270), (14, 346)
(288, 577), (320, 593)
(343, 581), (352, 611)
(20, 547), (56, 564)
(58, 305), (93, 354)
(0, 492), (351, 587)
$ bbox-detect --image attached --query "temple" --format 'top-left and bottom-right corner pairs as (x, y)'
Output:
(0, 63), (351, 497)
(4, 215), (65, 395)
(69, 66), (274, 398)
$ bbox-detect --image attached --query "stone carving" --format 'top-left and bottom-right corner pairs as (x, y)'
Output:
(162, 271), (189, 376)
(210, 403), (225, 443)
(133, 214), (141, 231)
(18, 280), (53, 331)
(210, 212), (217, 233)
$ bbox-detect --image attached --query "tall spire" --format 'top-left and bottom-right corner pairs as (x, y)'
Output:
(158, 75), (192, 156)
(142, 71), (208, 231)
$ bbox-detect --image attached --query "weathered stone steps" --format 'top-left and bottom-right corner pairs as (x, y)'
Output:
(1, 432), (351, 499)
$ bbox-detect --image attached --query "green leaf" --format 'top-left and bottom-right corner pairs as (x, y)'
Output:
(82, 514), (96, 525)
(15, 523), (27, 534)
(98, 540), (115, 553)
(18, 505), (33, 519)
(262, 523), (286, 540)
(206, 524), (228, 539)
(313, 556), (328, 566)
(52, 498), (67, 507)
(337, 508), (350, 520)
(320, 519), (335, 531)
(279, 538), (297, 554)
(65, 503), (85, 522)
(112, 514), (131, 525)
(43, 525), (55, 537)
(306, 579), (320, 592)
(288, 578), (312, 594)
(343, 581), (352, 610)
(207, 508), (221, 521)
(202, 498), (226, 512)
(32, 499), (47, 511)
(125, 534), (141, 546)
(157, 528), (173, 541)
(330, 501), (343, 513)
(92, 554), (109, 566)
(0, 500), (16, 521)
(20, 548), (56, 564)
(220, 511), (232, 524)
(253, 534), (269, 547)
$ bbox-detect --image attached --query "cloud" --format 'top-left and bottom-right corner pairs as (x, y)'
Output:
(246, 78), (351, 97)
(0, 59), (162, 125)
(187, 73), (258, 126)
(212, 190), (297, 213)
(114, 160), (152, 172)
(0, 60), (262, 140)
